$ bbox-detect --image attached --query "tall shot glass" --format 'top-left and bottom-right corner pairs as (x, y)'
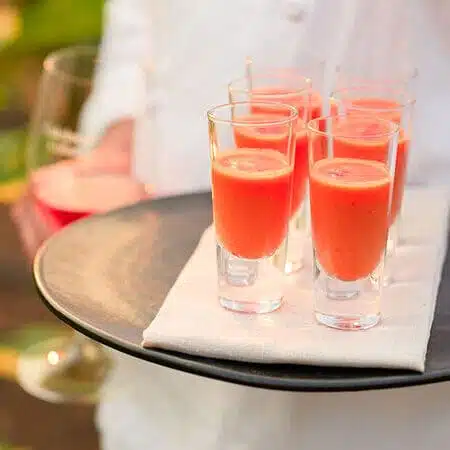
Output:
(330, 82), (415, 258)
(228, 73), (311, 274)
(244, 52), (327, 118)
(207, 102), (298, 313)
(308, 113), (400, 330)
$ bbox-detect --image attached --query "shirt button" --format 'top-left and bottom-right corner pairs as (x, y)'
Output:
(284, 0), (312, 23)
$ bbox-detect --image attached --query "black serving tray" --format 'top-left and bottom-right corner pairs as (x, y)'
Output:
(33, 192), (450, 392)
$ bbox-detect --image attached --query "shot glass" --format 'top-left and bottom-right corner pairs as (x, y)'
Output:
(207, 102), (297, 313)
(330, 82), (415, 257)
(244, 52), (327, 118)
(308, 113), (400, 330)
(228, 72), (311, 274)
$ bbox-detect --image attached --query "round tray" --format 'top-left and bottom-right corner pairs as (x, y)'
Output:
(34, 192), (450, 392)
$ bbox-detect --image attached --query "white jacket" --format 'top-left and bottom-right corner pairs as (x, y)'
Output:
(89, 1), (450, 449)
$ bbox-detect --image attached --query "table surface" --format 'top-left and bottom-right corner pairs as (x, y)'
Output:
(34, 192), (450, 392)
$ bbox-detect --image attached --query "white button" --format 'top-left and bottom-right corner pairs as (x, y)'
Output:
(284, 0), (313, 23)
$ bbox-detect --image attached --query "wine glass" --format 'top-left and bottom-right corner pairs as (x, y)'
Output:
(15, 46), (147, 403)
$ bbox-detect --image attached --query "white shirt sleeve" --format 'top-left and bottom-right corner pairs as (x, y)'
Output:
(80, 0), (151, 143)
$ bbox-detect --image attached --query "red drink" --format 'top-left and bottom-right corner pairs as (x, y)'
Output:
(250, 87), (335, 120)
(233, 114), (306, 215)
(350, 98), (402, 123)
(310, 158), (391, 281)
(235, 87), (338, 215)
(338, 97), (410, 222)
(311, 114), (405, 224)
(307, 91), (338, 120)
(212, 149), (292, 259)
(31, 161), (148, 229)
(250, 86), (311, 119)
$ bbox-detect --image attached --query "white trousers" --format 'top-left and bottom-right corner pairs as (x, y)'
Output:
(97, 351), (450, 450)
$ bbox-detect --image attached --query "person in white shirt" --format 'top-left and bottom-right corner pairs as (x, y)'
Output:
(12, 1), (450, 449)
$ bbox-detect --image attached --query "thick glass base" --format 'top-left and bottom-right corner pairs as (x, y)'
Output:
(285, 241), (304, 275)
(219, 297), (281, 314)
(383, 219), (401, 286)
(316, 312), (380, 330)
(217, 243), (285, 314)
(386, 219), (399, 257)
(285, 204), (309, 275)
(314, 266), (382, 331)
(381, 276), (391, 288)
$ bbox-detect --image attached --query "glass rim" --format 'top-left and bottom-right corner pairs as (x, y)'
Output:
(43, 45), (97, 87)
(228, 72), (312, 96)
(207, 101), (298, 127)
(336, 67), (419, 85)
(307, 112), (400, 139)
(331, 84), (416, 112)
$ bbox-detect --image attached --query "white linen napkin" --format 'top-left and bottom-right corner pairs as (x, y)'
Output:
(143, 187), (449, 372)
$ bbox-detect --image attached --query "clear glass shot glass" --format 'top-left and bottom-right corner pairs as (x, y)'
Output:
(228, 72), (311, 274)
(330, 82), (415, 259)
(207, 101), (298, 313)
(307, 113), (400, 330)
(244, 52), (327, 117)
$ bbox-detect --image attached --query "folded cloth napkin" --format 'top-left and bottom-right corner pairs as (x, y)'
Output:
(143, 187), (449, 372)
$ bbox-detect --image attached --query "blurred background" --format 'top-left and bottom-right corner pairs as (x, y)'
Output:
(0, 0), (103, 448)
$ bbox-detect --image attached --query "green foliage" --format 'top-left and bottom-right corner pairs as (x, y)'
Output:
(4, 0), (103, 56)
(0, 323), (69, 354)
(0, 0), (104, 180)
(0, 127), (27, 182)
(0, 443), (14, 450)
(0, 0), (104, 112)
(0, 441), (30, 450)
